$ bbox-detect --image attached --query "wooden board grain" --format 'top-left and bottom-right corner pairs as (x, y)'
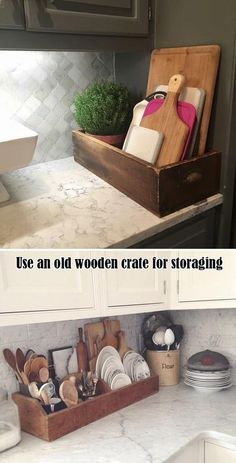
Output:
(84, 319), (121, 361)
(12, 375), (159, 441)
(141, 74), (189, 167)
(146, 45), (220, 155)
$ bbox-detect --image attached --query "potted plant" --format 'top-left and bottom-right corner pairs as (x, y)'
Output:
(73, 80), (133, 148)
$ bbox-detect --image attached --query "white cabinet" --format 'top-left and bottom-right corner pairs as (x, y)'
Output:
(173, 250), (236, 309)
(205, 441), (236, 462)
(0, 251), (98, 325)
(101, 251), (167, 315)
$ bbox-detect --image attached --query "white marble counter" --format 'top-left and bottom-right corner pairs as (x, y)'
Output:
(1, 383), (236, 463)
(0, 157), (222, 249)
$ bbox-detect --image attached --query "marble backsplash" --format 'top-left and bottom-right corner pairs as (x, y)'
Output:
(0, 314), (144, 394)
(170, 308), (236, 384)
(0, 50), (114, 164)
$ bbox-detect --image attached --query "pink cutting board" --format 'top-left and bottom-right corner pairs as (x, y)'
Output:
(143, 99), (196, 160)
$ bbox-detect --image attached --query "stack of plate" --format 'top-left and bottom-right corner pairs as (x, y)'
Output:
(123, 350), (150, 382)
(184, 349), (232, 392)
(96, 346), (131, 390)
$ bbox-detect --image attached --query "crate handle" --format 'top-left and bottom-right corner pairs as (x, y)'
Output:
(184, 172), (202, 184)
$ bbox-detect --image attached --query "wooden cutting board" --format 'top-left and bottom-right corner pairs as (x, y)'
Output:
(146, 45), (220, 156)
(141, 74), (189, 167)
(84, 319), (120, 361)
(143, 98), (196, 160)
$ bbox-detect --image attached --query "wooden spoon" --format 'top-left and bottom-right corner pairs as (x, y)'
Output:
(16, 348), (26, 372)
(3, 348), (23, 383)
(59, 380), (78, 408)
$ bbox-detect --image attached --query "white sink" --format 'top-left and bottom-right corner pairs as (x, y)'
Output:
(166, 431), (236, 463)
(0, 120), (38, 202)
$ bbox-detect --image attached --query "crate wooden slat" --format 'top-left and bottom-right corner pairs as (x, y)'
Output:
(73, 131), (221, 217)
(12, 375), (159, 442)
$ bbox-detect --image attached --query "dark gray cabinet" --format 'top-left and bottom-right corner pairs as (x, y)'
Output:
(0, 0), (25, 29)
(24, 0), (149, 36)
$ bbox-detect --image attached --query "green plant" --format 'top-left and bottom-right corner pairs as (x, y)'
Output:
(73, 81), (133, 135)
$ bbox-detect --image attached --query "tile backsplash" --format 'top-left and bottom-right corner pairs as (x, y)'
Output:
(170, 308), (236, 384)
(0, 314), (144, 394)
(0, 51), (114, 165)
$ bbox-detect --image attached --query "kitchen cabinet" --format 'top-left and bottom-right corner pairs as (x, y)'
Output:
(100, 251), (167, 315)
(205, 441), (236, 462)
(24, 0), (149, 36)
(0, 0), (25, 29)
(0, 250), (168, 325)
(172, 250), (236, 309)
(0, 251), (99, 324)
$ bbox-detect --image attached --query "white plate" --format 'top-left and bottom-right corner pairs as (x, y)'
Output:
(110, 373), (131, 390)
(184, 380), (232, 392)
(101, 356), (123, 381)
(95, 346), (120, 378)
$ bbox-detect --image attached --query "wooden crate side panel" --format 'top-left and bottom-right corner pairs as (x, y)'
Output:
(12, 393), (49, 441)
(158, 151), (221, 216)
(73, 131), (159, 214)
(48, 375), (158, 440)
(13, 376), (159, 441)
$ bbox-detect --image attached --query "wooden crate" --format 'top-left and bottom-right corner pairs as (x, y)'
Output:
(12, 375), (159, 442)
(73, 45), (222, 217)
(73, 131), (221, 217)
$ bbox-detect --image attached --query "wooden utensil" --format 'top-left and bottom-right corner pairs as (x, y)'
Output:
(146, 46), (220, 156)
(155, 85), (205, 158)
(143, 98), (196, 160)
(38, 367), (49, 383)
(118, 331), (132, 360)
(16, 348), (26, 372)
(76, 327), (88, 372)
(141, 74), (189, 167)
(84, 319), (120, 361)
(24, 359), (33, 378)
(59, 380), (78, 408)
(101, 319), (118, 349)
(3, 348), (23, 383)
(30, 356), (48, 375)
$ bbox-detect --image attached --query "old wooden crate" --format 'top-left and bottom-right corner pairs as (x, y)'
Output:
(12, 375), (159, 442)
(73, 45), (221, 217)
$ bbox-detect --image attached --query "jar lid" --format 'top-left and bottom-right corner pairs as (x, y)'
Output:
(187, 349), (230, 371)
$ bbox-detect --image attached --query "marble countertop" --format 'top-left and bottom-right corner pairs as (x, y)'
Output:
(1, 382), (236, 463)
(0, 157), (222, 249)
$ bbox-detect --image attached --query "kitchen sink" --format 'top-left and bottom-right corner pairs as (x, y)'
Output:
(165, 431), (236, 463)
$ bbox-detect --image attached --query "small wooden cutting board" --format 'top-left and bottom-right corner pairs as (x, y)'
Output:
(140, 74), (189, 168)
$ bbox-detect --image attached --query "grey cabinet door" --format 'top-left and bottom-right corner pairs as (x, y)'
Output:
(24, 0), (149, 36)
(0, 0), (25, 29)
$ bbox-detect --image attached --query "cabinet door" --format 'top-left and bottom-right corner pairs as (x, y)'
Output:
(0, 0), (25, 29)
(102, 251), (167, 314)
(0, 251), (96, 315)
(24, 0), (149, 36)
(205, 441), (236, 463)
(176, 250), (236, 308)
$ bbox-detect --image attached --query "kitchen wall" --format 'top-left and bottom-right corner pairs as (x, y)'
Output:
(0, 313), (144, 394)
(0, 51), (114, 165)
(171, 308), (236, 384)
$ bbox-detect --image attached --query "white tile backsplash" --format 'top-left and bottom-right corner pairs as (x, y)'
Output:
(0, 50), (114, 165)
(0, 314), (145, 394)
(170, 308), (236, 384)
